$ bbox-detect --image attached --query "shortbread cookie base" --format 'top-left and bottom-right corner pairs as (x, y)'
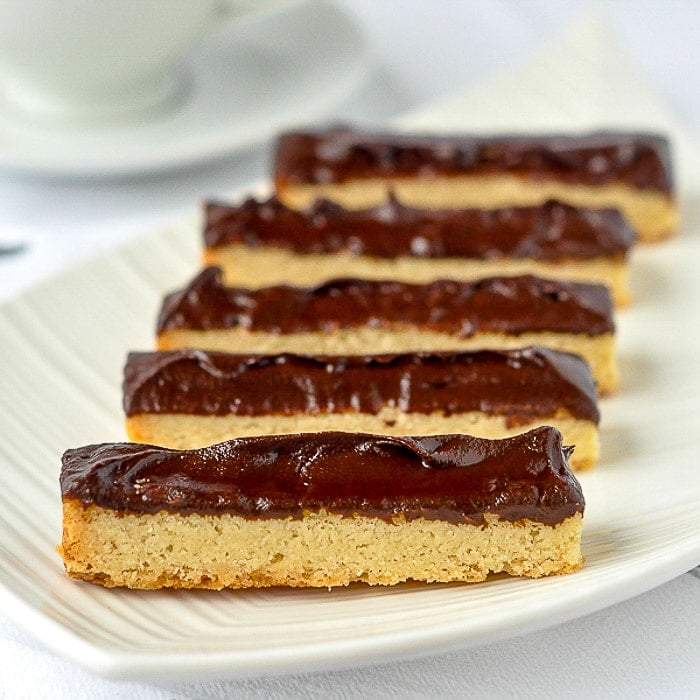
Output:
(277, 175), (677, 242)
(126, 410), (599, 471)
(205, 244), (630, 306)
(60, 501), (583, 589)
(157, 329), (618, 394)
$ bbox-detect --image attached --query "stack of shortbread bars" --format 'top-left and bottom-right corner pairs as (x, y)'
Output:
(59, 126), (676, 590)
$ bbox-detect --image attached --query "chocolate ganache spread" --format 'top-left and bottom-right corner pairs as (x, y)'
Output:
(123, 347), (599, 426)
(204, 196), (634, 260)
(60, 427), (584, 525)
(157, 268), (614, 337)
(274, 127), (673, 192)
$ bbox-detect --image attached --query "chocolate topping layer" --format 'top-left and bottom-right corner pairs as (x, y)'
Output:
(157, 268), (614, 337)
(124, 347), (599, 425)
(60, 427), (584, 525)
(274, 127), (674, 193)
(204, 196), (634, 260)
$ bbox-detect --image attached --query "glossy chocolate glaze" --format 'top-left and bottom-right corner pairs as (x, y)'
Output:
(60, 427), (584, 524)
(274, 127), (673, 192)
(204, 196), (634, 260)
(123, 347), (599, 425)
(157, 268), (614, 336)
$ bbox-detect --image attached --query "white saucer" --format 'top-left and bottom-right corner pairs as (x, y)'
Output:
(0, 0), (369, 177)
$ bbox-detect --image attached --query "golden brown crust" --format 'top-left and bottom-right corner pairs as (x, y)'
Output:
(156, 328), (618, 395)
(276, 175), (678, 242)
(60, 500), (583, 589)
(205, 243), (631, 306)
(125, 410), (599, 471)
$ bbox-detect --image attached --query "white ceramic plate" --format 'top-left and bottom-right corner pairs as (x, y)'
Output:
(0, 0), (368, 177)
(0, 16), (699, 681)
(1, 175), (699, 681)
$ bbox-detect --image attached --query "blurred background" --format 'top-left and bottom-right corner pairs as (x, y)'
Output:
(0, 0), (697, 301)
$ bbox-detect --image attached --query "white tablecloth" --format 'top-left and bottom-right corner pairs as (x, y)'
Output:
(0, 2), (698, 696)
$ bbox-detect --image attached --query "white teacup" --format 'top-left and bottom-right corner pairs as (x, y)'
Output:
(0, 0), (288, 123)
